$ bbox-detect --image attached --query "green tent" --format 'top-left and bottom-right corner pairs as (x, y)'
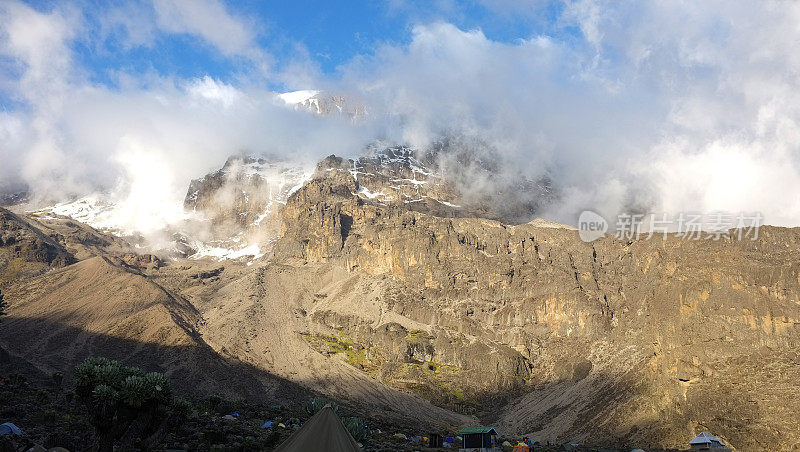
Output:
(274, 405), (362, 452)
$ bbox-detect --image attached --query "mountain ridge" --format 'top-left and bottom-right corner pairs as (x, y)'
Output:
(1, 149), (799, 450)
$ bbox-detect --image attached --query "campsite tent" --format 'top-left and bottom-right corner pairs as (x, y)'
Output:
(273, 405), (361, 452)
(0, 423), (22, 436)
(689, 432), (728, 450)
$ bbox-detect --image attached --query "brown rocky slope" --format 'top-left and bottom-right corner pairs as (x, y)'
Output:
(1, 156), (799, 450)
(271, 163), (800, 450)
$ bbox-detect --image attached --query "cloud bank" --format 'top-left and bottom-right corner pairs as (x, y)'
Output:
(2, 0), (800, 230)
(339, 2), (800, 225)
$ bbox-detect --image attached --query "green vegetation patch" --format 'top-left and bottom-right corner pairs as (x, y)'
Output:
(406, 329), (431, 344)
(301, 332), (379, 376)
(301, 332), (478, 413)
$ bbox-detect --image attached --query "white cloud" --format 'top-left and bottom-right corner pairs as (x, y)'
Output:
(186, 76), (243, 108)
(0, 1), (75, 87)
(108, 137), (191, 234)
(0, 1), (80, 193)
(151, 0), (267, 65)
(0, 0), (374, 228)
(4, 0), (800, 233)
(97, 0), (158, 49)
(337, 2), (800, 226)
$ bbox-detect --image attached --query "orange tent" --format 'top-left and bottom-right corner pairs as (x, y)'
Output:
(512, 445), (530, 452)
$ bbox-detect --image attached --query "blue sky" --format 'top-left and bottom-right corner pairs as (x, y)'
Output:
(238, 0), (569, 74)
(15, 0), (573, 91)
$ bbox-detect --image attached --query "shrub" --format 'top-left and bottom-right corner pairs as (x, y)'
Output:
(73, 357), (185, 452)
(0, 289), (7, 321)
(343, 416), (371, 443)
(304, 396), (337, 415)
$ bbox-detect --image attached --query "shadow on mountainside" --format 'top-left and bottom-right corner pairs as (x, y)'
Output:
(496, 347), (800, 451)
(0, 316), (462, 433)
(0, 315), (304, 403)
(1, 316), (796, 451)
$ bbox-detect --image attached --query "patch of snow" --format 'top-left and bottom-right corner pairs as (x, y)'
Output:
(277, 90), (319, 105)
(307, 98), (321, 114)
(33, 195), (118, 230)
(392, 178), (427, 185)
(410, 164), (430, 176)
(287, 181), (305, 197)
(191, 242), (264, 261)
(252, 204), (273, 226)
(357, 186), (388, 200)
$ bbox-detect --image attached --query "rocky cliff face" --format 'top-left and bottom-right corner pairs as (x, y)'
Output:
(185, 156), (311, 240)
(275, 162), (800, 449)
(318, 146), (461, 213)
(185, 144), (555, 254)
(4, 149), (800, 450)
(184, 147), (462, 250)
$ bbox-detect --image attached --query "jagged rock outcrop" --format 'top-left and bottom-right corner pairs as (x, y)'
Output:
(276, 163), (800, 450)
(318, 146), (460, 210)
(184, 155), (311, 240)
(186, 144), (554, 253)
(316, 142), (554, 224)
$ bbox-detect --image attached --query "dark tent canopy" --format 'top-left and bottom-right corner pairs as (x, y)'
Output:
(274, 405), (362, 452)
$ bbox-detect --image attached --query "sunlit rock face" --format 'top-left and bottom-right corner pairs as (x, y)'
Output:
(184, 155), (312, 241)
(181, 141), (553, 261)
(4, 144), (800, 450)
(276, 156), (800, 448)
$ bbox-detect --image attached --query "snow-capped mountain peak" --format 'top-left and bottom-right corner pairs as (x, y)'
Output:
(275, 90), (366, 118)
(277, 90), (320, 105)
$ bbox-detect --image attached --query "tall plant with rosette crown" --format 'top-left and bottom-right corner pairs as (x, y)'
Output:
(0, 289), (7, 322)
